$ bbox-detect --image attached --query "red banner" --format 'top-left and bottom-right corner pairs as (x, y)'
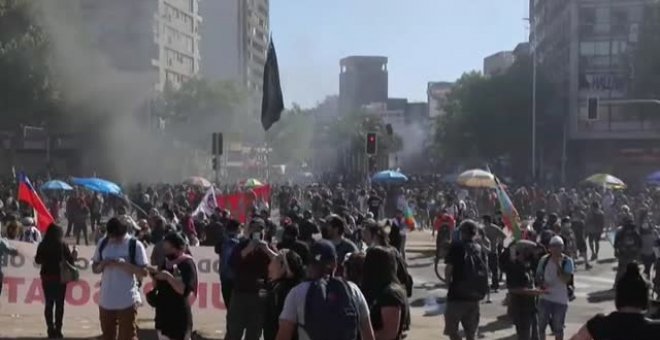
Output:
(215, 185), (271, 223)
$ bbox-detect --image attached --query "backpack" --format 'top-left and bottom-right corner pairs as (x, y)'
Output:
(451, 242), (489, 300)
(302, 277), (359, 340)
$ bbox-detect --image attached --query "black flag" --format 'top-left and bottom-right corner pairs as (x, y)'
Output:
(261, 37), (284, 131)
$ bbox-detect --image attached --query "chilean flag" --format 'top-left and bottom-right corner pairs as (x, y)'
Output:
(18, 174), (54, 233)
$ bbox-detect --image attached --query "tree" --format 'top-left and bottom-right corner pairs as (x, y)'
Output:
(434, 56), (552, 179)
(157, 78), (248, 148)
(0, 0), (61, 129)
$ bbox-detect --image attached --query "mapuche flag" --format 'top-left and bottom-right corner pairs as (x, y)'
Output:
(261, 36), (284, 131)
(494, 176), (522, 240)
(18, 174), (54, 233)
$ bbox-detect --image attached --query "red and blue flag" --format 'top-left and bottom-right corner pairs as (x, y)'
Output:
(17, 174), (54, 233)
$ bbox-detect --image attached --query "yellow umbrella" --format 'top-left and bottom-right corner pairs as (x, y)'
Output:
(584, 173), (626, 189)
(456, 169), (496, 188)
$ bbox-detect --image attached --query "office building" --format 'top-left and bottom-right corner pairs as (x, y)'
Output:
(339, 56), (389, 115)
(427, 82), (453, 118)
(483, 51), (515, 76)
(531, 0), (660, 181)
(80, 0), (202, 90)
(200, 0), (269, 96)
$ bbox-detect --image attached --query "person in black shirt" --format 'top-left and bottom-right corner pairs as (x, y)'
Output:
(362, 246), (409, 340)
(571, 262), (660, 340)
(277, 224), (311, 265)
(298, 211), (319, 245)
(367, 191), (383, 220)
(152, 232), (198, 340)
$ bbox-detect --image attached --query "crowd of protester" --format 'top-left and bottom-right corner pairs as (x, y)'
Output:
(1, 177), (660, 339)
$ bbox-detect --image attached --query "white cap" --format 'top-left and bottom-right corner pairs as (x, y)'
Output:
(549, 235), (564, 247)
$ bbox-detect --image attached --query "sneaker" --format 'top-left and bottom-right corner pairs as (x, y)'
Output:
(585, 263), (593, 270)
(590, 254), (597, 261)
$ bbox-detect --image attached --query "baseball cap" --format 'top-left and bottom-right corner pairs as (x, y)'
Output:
(549, 235), (565, 247)
(310, 240), (337, 265)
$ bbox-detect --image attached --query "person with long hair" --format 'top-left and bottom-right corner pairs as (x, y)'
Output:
(35, 224), (77, 338)
(570, 262), (660, 339)
(263, 249), (305, 340)
(151, 232), (198, 340)
(362, 246), (409, 340)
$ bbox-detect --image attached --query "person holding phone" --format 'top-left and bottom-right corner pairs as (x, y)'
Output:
(225, 218), (276, 340)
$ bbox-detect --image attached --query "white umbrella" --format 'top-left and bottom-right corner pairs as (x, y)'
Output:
(456, 169), (496, 188)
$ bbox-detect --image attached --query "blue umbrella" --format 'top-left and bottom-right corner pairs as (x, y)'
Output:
(647, 171), (660, 185)
(41, 180), (74, 191)
(372, 170), (408, 183)
(71, 177), (122, 195)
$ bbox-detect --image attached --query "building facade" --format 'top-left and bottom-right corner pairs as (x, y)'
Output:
(80, 0), (201, 91)
(200, 0), (269, 96)
(483, 51), (515, 76)
(427, 81), (453, 118)
(339, 56), (389, 115)
(531, 0), (660, 183)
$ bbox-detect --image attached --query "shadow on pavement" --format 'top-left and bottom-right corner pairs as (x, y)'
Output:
(587, 289), (615, 303)
(477, 314), (511, 335)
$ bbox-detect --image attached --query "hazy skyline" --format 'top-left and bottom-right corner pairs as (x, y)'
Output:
(271, 0), (529, 108)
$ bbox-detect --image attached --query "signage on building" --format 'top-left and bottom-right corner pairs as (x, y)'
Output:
(580, 73), (626, 92)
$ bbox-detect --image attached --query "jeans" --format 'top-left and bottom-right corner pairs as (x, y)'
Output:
(538, 299), (568, 340)
(225, 291), (265, 340)
(488, 252), (500, 288)
(508, 295), (538, 340)
(99, 305), (138, 340)
(74, 222), (88, 246)
(43, 281), (66, 334)
(444, 300), (480, 340)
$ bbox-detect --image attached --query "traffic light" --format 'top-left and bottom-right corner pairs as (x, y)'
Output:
(212, 132), (224, 155)
(366, 132), (377, 155)
(587, 97), (599, 120)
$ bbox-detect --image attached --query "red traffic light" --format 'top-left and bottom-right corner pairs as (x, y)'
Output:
(366, 132), (377, 155)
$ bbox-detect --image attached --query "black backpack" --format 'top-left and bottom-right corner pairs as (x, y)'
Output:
(303, 277), (359, 340)
(451, 242), (489, 300)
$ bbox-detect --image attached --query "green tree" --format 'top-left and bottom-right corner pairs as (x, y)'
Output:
(0, 0), (61, 128)
(435, 55), (552, 178)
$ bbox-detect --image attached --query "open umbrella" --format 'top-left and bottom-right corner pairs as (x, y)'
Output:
(71, 177), (122, 195)
(456, 169), (496, 188)
(372, 170), (408, 184)
(243, 178), (264, 188)
(646, 171), (660, 185)
(41, 180), (73, 191)
(584, 173), (626, 189)
(183, 176), (212, 188)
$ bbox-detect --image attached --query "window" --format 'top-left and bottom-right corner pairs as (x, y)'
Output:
(580, 41), (595, 56)
(594, 41), (609, 55)
(595, 7), (610, 23)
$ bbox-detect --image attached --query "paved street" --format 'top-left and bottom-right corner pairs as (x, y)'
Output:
(0, 230), (619, 339)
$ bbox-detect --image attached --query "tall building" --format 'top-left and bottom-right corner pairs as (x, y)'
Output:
(427, 82), (453, 118)
(79, 0), (202, 90)
(483, 51), (515, 76)
(200, 0), (269, 96)
(531, 0), (660, 181)
(339, 56), (388, 115)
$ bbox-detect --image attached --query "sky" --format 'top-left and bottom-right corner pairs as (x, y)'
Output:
(271, 0), (530, 108)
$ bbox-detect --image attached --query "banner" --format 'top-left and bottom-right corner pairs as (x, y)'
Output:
(0, 241), (225, 317)
(215, 185), (271, 223)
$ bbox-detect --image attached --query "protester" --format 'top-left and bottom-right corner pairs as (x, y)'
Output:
(570, 262), (660, 340)
(482, 215), (505, 291)
(536, 236), (575, 340)
(322, 215), (358, 276)
(35, 224), (76, 338)
(263, 249), (305, 340)
(362, 246), (409, 340)
(444, 220), (489, 340)
(92, 217), (149, 340)
(20, 217), (42, 243)
(639, 210), (659, 278)
(275, 240), (375, 340)
(225, 218), (275, 340)
(613, 216), (642, 284)
(151, 232), (198, 340)
(585, 202), (604, 261)
(215, 219), (241, 312)
(0, 228), (19, 295)
(502, 240), (543, 340)
(343, 251), (366, 286)
(277, 223), (311, 264)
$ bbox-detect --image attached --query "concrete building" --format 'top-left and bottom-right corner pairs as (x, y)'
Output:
(483, 51), (515, 76)
(200, 0), (269, 96)
(427, 82), (453, 118)
(531, 0), (660, 182)
(80, 0), (202, 90)
(339, 56), (389, 115)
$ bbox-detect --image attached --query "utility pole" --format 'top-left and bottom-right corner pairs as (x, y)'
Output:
(530, 12), (538, 182)
(212, 132), (223, 184)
